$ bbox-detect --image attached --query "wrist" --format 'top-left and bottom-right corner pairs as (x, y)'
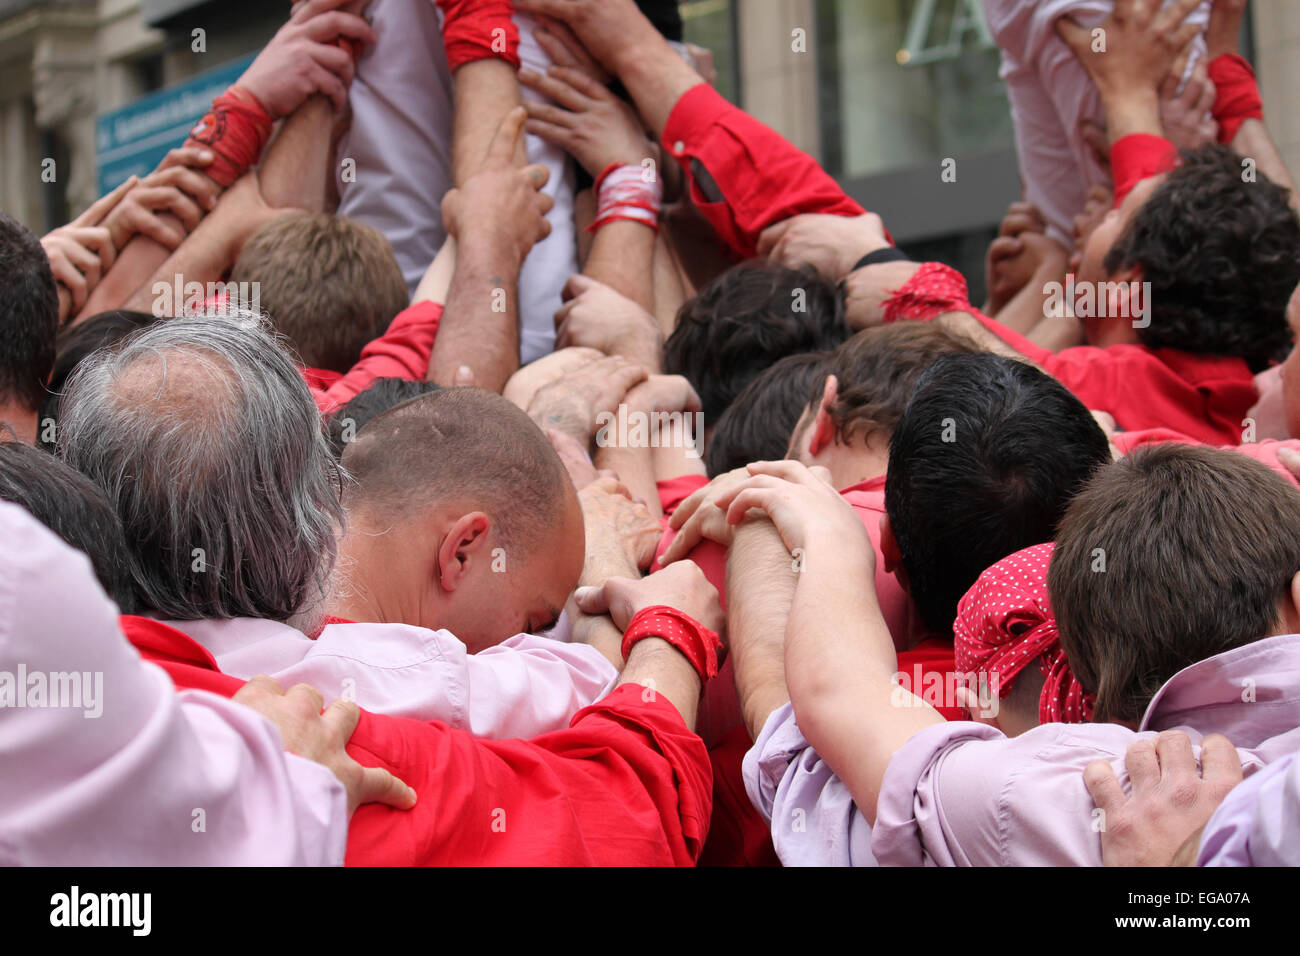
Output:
(457, 230), (524, 279)
(1102, 89), (1162, 139)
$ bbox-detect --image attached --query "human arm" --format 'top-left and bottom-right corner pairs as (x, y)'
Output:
(712, 461), (945, 823)
(429, 108), (554, 390)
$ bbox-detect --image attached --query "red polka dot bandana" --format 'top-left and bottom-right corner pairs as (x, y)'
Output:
(954, 542), (1094, 724)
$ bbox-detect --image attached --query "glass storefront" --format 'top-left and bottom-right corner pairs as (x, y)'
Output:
(815, 0), (1014, 180)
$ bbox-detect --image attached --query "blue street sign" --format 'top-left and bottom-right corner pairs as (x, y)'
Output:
(96, 53), (256, 196)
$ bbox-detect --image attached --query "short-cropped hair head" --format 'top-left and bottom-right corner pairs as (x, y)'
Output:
(820, 322), (984, 446)
(326, 377), (443, 459)
(57, 311), (343, 622)
(706, 350), (831, 475)
(0, 441), (137, 612)
(886, 352), (1111, 635)
(1106, 145), (1300, 370)
(340, 387), (571, 554)
(231, 212), (409, 374)
(664, 261), (849, 420)
(0, 211), (58, 413)
(1050, 443), (1300, 725)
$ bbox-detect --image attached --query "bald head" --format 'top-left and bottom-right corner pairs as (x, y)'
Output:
(341, 387), (573, 554)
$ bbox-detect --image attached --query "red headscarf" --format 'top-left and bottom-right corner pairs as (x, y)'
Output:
(953, 543), (1094, 724)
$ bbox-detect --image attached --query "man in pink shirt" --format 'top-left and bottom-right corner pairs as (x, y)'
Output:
(56, 315), (623, 741)
(0, 501), (417, 865)
(726, 442), (1300, 866)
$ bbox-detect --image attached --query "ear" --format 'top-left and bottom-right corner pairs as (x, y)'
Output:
(808, 375), (840, 457)
(1281, 570), (1300, 635)
(436, 512), (493, 593)
(880, 513), (907, 587)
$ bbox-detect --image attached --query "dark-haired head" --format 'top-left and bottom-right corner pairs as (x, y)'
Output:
(706, 351), (830, 475)
(0, 212), (58, 429)
(665, 261), (849, 421)
(39, 310), (160, 450)
(885, 352), (1110, 635)
(326, 377), (443, 459)
(1091, 145), (1300, 370)
(1050, 443), (1300, 725)
(0, 441), (137, 611)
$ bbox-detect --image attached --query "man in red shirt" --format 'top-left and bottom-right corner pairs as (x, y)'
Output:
(127, 560), (723, 866)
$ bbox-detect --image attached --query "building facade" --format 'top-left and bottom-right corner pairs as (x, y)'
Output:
(2, 0), (1298, 297)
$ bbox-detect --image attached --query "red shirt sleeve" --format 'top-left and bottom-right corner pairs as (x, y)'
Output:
(313, 300), (443, 415)
(1110, 133), (1178, 206)
(661, 83), (867, 260)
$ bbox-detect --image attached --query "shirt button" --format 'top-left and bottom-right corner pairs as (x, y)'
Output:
(673, 140), (686, 156)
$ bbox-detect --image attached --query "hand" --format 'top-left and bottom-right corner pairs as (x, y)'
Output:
(841, 260), (924, 330)
(40, 175), (136, 320)
(514, 0), (664, 77)
(1057, 0), (1204, 104)
(1072, 185), (1114, 247)
(1206, 0), (1249, 60)
(1276, 446), (1300, 483)
(577, 475), (663, 571)
(442, 107), (554, 272)
(238, 0), (376, 116)
(658, 466), (762, 565)
(532, 17), (613, 86)
(711, 460), (874, 568)
(622, 374), (701, 416)
(232, 675), (417, 818)
(684, 43), (718, 87)
(758, 212), (891, 281)
(520, 63), (655, 175)
(1080, 118), (1112, 175)
(102, 146), (222, 250)
(504, 345), (605, 410)
(554, 274), (663, 369)
(986, 231), (1068, 316)
(525, 351), (648, 446)
(1084, 731), (1242, 867)
(574, 559), (724, 638)
(547, 428), (612, 489)
(1159, 57), (1219, 151)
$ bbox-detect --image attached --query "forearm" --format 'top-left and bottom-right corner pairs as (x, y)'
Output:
(610, 37), (703, 139)
(594, 443), (662, 520)
(726, 521), (794, 740)
(76, 230), (179, 322)
(566, 528), (642, 670)
(121, 213), (239, 315)
(584, 221), (657, 314)
(1232, 119), (1300, 216)
(784, 547), (940, 823)
(1102, 89), (1164, 143)
(259, 96), (333, 211)
(650, 415), (706, 482)
(616, 638), (701, 731)
(452, 59), (524, 185)
(428, 236), (520, 390)
(993, 256), (1068, 338)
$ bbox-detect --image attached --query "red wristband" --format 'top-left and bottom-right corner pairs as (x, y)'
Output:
(1110, 133), (1179, 207)
(620, 605), (722, 683)
(438, 0), (520, 72)
(185, 86), (274, 188)
(1208, 53), (1264, 145)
